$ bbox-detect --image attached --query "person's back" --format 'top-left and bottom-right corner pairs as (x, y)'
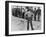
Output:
(36, 7), (41, 15)
(25, 11), (34, 30)
(25, 10), (33, 20)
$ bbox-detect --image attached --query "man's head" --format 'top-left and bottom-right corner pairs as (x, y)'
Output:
(26, 6), (29, 9)
(25, 6), (29, 11)
(31, 15), (33, 17)
(30, 7), (33, 10)
(38, 7), (40, 9)
(34, 7), (36, 10)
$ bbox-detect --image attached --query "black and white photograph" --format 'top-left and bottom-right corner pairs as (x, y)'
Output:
(5, 1), (45, 36)
(11, 5), (41, 31)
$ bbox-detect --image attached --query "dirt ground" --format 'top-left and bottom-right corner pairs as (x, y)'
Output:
(11, 16), (41, 31)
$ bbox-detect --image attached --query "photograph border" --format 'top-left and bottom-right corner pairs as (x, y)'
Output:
(5, 1), (45, 36)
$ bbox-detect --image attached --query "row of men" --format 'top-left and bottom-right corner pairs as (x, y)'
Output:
(12, 7), (41, 21)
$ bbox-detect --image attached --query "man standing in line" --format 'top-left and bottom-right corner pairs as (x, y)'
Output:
(36, 7), (41, 21)
(22, 8), (25, 18)
(34, 8), (37, 21)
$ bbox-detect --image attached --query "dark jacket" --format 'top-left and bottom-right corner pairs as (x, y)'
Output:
(36, 9), (41, 15)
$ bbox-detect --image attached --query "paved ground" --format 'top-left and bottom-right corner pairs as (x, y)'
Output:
(11, 16), (41, 31)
